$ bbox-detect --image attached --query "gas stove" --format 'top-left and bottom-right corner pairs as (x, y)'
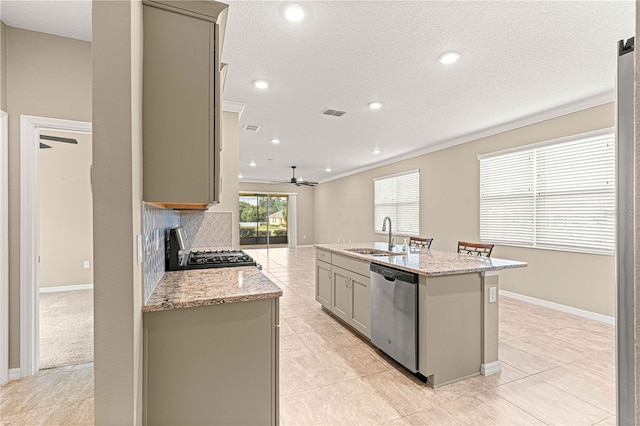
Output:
(166, 227), (259, 271)
(185, 249), (257, 269)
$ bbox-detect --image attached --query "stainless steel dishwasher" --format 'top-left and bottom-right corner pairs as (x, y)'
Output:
(370, 263), (419, 373)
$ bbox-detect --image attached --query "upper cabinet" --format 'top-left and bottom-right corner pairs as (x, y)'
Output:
(142, 0), (228, 210)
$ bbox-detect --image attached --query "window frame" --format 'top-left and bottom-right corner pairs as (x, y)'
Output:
(373, 169), (420, 237)
(478, 128), (615, 256)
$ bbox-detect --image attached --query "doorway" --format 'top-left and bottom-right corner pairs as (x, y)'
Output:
(38, 129), (93, 370)
(0, 110), (7, 385)
(19, 115), (92, 378)
(239, 193), (289, 248)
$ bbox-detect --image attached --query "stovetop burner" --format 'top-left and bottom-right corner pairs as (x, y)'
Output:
(184, 249), (257, 269)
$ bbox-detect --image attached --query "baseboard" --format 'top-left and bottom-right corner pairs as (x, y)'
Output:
(8, 368), (21, 381)
(39, 284), (93, 294)
(481, 361), (502, 376)
(499, 290), (615, 325)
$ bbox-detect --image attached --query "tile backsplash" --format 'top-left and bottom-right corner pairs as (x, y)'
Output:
(142, 206), (233, 302)
(142, 203), (180, 302)
(180, 211), (232, 249)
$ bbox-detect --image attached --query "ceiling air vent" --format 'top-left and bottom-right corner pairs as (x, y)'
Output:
(243, 124), (261, 132)
(321, 108), (347, 117)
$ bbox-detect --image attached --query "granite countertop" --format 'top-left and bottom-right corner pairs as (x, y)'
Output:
(143, 266), (282, 313)
(315, 242), (527, 277)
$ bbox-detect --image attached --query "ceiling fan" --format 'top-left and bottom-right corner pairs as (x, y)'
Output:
(272, 166), (318, 187)
(39, 134), (78, 149)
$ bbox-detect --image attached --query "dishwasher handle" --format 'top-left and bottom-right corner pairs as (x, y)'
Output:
(370, 263), (418, 284)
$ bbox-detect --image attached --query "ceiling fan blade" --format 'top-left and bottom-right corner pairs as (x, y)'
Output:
(40, 134), (78, 144)
(39, 143), (52, 149)
(268, 166), (318, 186)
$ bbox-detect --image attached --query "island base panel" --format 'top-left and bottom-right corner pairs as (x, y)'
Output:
(419, 273), (482, 387)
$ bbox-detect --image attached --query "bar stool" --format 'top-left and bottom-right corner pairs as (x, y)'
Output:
(409, 236), (433, 249)
(457, 241), (494, 257)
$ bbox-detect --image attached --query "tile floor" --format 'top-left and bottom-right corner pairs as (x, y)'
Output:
(1, 247), (616, 425)
(249, 247), (616, 426)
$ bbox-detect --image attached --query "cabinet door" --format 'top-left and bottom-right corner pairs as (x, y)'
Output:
(349, 271), (371, 339)
(315, 260), (332, 309)
(142, 5), (214, 205)
(331, 266), (349, 322)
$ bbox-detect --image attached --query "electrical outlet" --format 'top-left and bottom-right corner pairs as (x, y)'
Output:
(489, 287), (497, 303)
(83, 260), (90, 269)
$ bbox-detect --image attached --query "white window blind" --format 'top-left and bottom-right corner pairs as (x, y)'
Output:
(374, 170), (419, 236)
(480, 130), (615, 255)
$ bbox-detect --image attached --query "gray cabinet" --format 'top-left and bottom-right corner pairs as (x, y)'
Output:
(331, 265), (350, 323)
(331, 265), (371, 338)
(348, 270), (371, 337)
(142, 0), (228, 209)
(315, 259), (332, 309)
(143, 298), (279, 425)
(315, 249), (371, 339)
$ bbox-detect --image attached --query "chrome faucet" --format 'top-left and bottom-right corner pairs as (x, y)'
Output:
(381, 216), (393, 251)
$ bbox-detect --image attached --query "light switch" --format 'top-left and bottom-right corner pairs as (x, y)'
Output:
(83, 260), (90, 269)
(489, 287), (497, 303)
(137, 235), (143, 265)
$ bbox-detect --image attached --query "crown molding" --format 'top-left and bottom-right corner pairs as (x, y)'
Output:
(318, 91), (614, 184)
(223, 100), (246, 118)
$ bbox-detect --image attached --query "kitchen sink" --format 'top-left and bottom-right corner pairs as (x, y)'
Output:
(345, 248), (403, 256)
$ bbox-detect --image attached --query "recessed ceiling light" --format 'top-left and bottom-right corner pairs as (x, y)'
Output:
(249, 161), (256, 167)
(325, 167), (332, 172)
(368, 101), (383, 110)
(238, 174), (243, 179)
(253, 80), (270, 89)
(372, 149), (381, 154)
(270, 138), (280, 145)
(438, 51), (461, 65)
(283, 3), (306, 22)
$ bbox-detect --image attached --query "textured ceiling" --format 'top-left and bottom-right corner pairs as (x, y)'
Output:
(0, 1), (634, 185)
(1, 0), (92, 42)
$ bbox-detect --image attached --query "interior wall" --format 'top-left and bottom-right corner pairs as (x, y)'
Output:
(315, 103), (615, 316)
(93, 0), (144, 423)
(39, 131), (93, 288)
(1, 21), (6, 111)
(207, 111), (240, 248)
(5, 26), (91, 368)
(239, 182), (315, 246)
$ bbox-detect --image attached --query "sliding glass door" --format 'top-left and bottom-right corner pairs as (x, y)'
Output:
(239, 194), (288, 247)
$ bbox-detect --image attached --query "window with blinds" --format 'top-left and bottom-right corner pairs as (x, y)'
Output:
(374, 170), (420, 236)
(479, 129), (615, 255)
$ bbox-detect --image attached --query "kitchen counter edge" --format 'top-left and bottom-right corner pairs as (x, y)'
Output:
(314, 243), (528, 277)
(143, 266), (282, 313)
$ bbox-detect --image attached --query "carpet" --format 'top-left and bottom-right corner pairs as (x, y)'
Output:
(39, 289), (94, 370)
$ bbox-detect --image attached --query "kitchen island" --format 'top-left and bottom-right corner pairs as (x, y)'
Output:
(143, 266), (282, 426)
(314, 242), (527, 387)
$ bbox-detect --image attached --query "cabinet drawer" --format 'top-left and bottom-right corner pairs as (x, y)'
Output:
(332, 253), (370, 277)
(316, 249), (331, 263)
